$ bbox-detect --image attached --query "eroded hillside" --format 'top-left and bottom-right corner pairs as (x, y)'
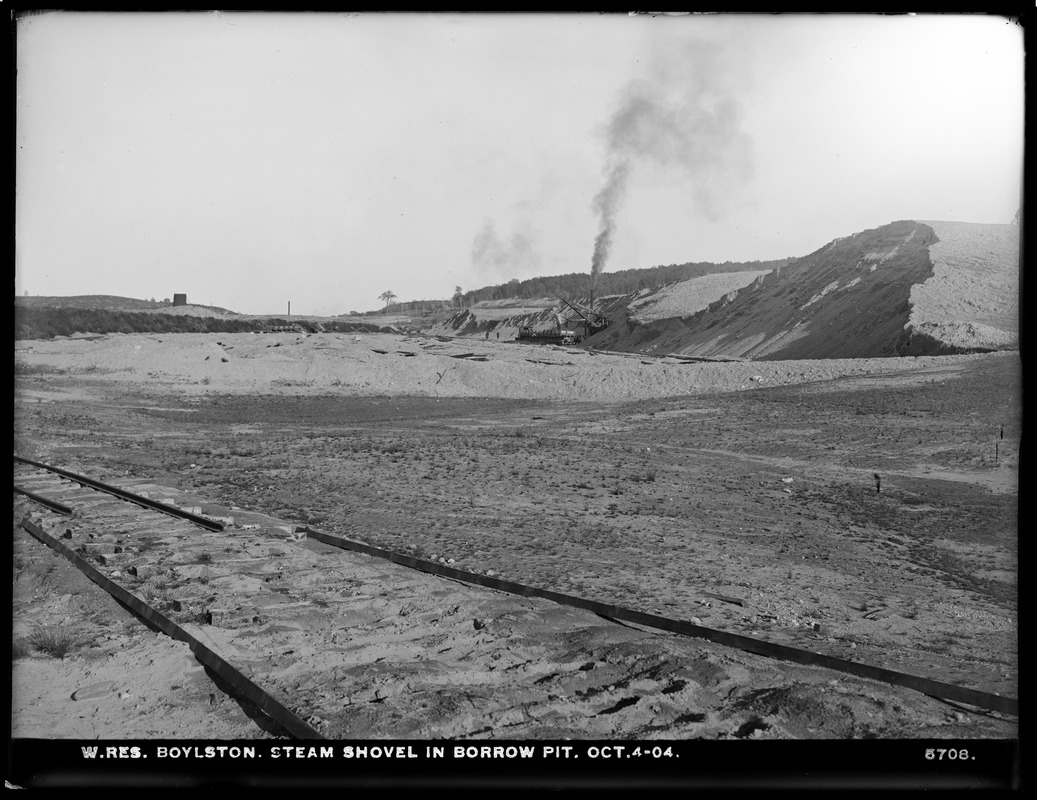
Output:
(583, 219), (1018, 360)
(906, 220), (1020, 354)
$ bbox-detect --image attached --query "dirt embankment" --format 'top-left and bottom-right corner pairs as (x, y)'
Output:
(626, 270), (772, 323)
(18, 218), (1016, 365)
(904, 220), (1020, 354)
(577, 220), (1018, 360)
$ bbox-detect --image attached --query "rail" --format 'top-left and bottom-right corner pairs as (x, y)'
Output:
(19, 516), (322, 739)
(14, 456), (225, 532)
(303, 525), (1018, 717)
(13, 485), (74, 516)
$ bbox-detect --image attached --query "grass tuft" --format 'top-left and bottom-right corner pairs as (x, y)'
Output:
(28, 626), (78, 659)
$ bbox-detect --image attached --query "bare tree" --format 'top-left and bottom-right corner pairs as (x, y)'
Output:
(379, 290), (398, 311)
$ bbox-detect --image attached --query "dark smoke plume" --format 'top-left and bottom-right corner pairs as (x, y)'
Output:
(590, 161), (631, 287)
(590, 44), (753, 289)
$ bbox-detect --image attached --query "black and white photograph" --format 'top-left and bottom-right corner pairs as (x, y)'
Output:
(11, 10), (1022, 788)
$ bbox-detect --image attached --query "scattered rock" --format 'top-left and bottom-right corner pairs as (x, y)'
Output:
(71, 681), (118, 701)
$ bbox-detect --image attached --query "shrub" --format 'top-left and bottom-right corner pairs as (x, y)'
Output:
(28, 626), (78, 659)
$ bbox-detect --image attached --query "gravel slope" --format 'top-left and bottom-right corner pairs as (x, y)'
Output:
(908, 220), (1019, 351)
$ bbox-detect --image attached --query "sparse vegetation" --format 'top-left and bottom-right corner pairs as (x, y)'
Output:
(28, 626), (78, 659)
(379, 290), (398, 312)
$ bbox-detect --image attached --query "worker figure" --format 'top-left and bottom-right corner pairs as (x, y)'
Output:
(485, 331), (490, 340)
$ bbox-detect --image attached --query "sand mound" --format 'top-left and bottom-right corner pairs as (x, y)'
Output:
(14, 331), (1009, 404)
(588, 219), (1018, 360)
(909, 221), (1019, 350)
(628, 270), (772, 323)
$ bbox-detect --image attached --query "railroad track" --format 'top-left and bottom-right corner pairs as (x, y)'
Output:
(12, 457), (1018, 739)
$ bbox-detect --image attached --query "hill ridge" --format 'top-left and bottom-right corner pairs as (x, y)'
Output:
(16, 218), (1018, 358)
(581, 219), (1017, 359)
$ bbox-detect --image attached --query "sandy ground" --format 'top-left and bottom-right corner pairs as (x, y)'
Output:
(13, 331), (1005, 403)
(627, 271), (772, 323)
(909, 221), (1019, 350)
(20, 490), (975, 743)
(11, 333), (1019, 749)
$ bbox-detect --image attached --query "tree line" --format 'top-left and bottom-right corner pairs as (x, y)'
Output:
(454, 258), (791, 307)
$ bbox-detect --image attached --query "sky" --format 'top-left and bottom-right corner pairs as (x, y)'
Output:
(15, 12), (1025, 315)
